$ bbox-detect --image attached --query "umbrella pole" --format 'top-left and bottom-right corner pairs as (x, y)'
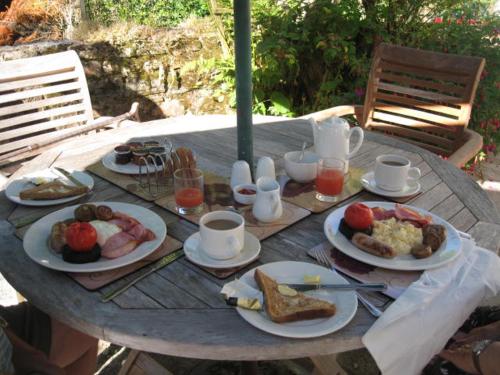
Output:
(233, 0), (254, 171)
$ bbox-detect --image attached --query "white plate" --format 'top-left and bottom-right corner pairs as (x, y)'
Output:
(102, 151), (163, 175)
(184, 231), (260, 269)
(324, 201), (462, 271)
(361, 171), (421, 198)
(5, 169), (94, 206)
(237, 261), (358, 338)
(23, 202), (166, 272)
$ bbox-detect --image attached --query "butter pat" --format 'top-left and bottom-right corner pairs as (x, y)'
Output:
(303, 275), (321, 284)
(277, 284), (298, 297)
(31, 177), (53, 186)
(226, 297), (262, 310)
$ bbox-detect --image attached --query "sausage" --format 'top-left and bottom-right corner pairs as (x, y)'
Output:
(50, 222), (67, 252)
(351, 233), (397, 258)
(95, 205), (113, 221)
(423, 224), (446, 251)
(411, 244), (433, 259)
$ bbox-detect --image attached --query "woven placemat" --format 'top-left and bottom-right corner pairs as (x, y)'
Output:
(280, 167), (365, 213)
(155, 172), (311, 241)
(190, 258), (260, 279)
(307, 241), (420, 299)
(69, 235), (183, 290)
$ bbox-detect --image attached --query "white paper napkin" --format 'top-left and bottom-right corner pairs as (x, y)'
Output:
(362, 239), (500, 375)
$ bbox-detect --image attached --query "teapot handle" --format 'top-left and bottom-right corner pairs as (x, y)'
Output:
(346, 127), (364, 159)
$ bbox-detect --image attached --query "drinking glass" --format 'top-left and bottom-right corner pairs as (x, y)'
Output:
(315, 158), (345, 202)
(174, 168), (204, 214)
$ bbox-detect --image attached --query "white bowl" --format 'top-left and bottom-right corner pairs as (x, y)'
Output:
(284, 151), (319, 183)
(233, 183), (257, 205)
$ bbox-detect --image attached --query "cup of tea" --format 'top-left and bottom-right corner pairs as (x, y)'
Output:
(374, 154), (421, 191)
(199, 211), (245, 260)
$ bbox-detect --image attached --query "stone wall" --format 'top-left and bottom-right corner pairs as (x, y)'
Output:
(0, 19), (232, 120)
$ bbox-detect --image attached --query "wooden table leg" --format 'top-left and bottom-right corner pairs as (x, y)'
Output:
(310, 354), (346, 375)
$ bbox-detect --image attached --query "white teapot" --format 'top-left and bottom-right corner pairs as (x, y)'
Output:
(310, 117), (364, 173)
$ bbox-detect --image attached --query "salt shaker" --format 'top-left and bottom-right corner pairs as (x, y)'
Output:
(255, 157), (276, 181)
(230, 160), (252, 188)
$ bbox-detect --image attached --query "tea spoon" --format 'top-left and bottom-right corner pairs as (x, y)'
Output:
(298, 141), (307, 162)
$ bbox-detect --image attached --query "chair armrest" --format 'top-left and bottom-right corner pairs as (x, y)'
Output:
(447, 129), (483, 168)
(299, 105), (364, 123)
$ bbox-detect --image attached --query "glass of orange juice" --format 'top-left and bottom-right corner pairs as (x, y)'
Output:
(174, 168), (204, 214)
(315, 158), (345, 202)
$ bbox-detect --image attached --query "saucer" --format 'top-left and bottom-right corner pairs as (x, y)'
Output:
(183, 231), (261, 269)
(361, 171), (421, 198)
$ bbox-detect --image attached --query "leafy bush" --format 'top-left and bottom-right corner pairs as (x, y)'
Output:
(213, 0), (500, 155)
(85, 0), (209, 28)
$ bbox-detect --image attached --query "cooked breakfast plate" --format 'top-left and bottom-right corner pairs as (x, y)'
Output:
(324, 201), (462, 271)
(23, 202), (166, 272)
(102, 151), (163, 175)
(5, 169), (94, 206)
(237, 261), (357, 338)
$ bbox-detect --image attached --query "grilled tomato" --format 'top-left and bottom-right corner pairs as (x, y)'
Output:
(344, 203), (374, 230)
(65, 222), (97, 252)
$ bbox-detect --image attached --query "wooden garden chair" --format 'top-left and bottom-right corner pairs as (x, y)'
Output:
(0, 50), (140, 175)
(303, 43), (485, 167)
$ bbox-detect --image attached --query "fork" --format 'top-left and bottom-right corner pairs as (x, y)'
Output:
(313, 247), (383, 318)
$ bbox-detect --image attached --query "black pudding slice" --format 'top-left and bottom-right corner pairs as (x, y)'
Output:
(338, 218), (372, 240)
(62, 244), (101, 264)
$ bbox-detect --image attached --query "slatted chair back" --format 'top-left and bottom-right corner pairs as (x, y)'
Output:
(0, 50), (94, 159)
(362, 43), (485, 156)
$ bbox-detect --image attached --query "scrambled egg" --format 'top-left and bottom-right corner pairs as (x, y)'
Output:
(372, 218), (423, 255)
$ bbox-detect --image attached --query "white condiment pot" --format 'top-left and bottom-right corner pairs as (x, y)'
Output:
(310, 117), (364, 173)
(252, 177), (283, 223)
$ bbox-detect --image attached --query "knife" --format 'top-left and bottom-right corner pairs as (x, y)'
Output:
(53, 167), (86, 187)
(283, 282), (387, 292)
(101, 249), (184, 303)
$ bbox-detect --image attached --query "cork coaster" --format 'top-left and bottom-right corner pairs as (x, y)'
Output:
(155, 172), (311, 241)
(280, 167), (365, 213)
(68, 235), (183, 290)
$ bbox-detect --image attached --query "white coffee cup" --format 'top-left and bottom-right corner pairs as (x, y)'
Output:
(374, 154), (421, 191)
(199, 211), (245, 260)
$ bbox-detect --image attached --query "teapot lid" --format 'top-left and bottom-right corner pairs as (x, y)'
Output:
(320, 116), (349, 128)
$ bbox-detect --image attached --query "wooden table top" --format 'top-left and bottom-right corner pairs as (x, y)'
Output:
(1, 115), (499, 361)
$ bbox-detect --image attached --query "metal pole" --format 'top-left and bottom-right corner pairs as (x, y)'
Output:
(233, 0), (254, 170)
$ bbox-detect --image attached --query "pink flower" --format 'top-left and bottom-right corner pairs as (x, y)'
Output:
(434, 17), (443, 24)
(468, 19), (477, 25)
(354, 87), (365, 98)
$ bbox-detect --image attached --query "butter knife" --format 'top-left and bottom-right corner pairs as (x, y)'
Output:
(101, 249), (184, 303)
(284, 282), (387, 292)
(53, 167), (86, 187)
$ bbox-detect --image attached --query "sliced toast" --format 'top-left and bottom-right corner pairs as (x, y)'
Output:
(254, 268), (336, 323)
(20, 180), (88, 200)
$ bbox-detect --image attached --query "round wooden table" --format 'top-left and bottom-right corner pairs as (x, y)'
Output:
(1, 115), (499, 362)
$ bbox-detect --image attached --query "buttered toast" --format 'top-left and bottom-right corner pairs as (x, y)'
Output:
(20, 180), (88, 200)
(254, 269), (336, 323)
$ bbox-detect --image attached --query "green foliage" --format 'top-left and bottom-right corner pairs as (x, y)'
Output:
(213, 0), (499, 154)
(85, 0), (209, 28)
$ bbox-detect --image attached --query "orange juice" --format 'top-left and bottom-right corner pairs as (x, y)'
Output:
(175, 187), (204, 208)
(316, 169), (344, 196)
